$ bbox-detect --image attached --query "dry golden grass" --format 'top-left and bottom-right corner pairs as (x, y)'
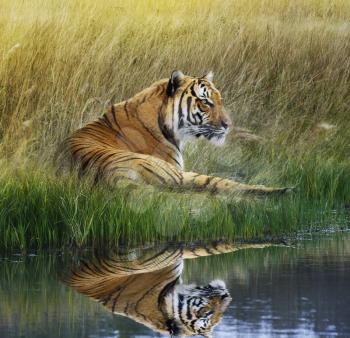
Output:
(1, 0), (349, 165)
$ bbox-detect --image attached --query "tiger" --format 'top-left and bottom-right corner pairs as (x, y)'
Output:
(61, 70), (290, 195)
(64, 242), (271, 337)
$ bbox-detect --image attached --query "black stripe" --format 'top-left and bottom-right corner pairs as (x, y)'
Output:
(164, 163), (183, 180)
(206, 99), (214, 107)
(86, 152), (107, 172)
(158, 114), (180, 152)
(115, 130), (139, 149)
(134, 276), (173, 321)
(194, 112), (203, 124)
(135, 265), (180, 314)
(139, 163), (168, 185)
(158, 274), (181, 309)
(104, 109), (139, 150)
(190, 85), (197, 97)
(139, 95), (148, 105)
(99, 153), (130, 172)
(111, 276), (136, 312)
(141, 249), (181, 271)
(78, 149), (97, 165)
(102, 115), (113, 129)
(135, 115), (160, 143)
(170, 155), (182, 168)
(78, 130), (116, 148)
(178, 294), (188, 327)
(186, 299), (193, 320)
(107, 155), (144, 167)
(111, 105), (118, 125)
(177, 81), (194, 129)
(144, 160), (180, 185)
(210, 177), (225, 193)
(203, 176), (215, 187)
(204, 245), (216, 255)
(186, 96), (194, 123)
(141, 247), (171, 266)
(95, 258), (119, 275)
(111, 105), (121, 129)
(124, 302), (129, 315)
(166, 78), (174, 96)
(106, 166), (136, 179)
(133, 112), (180, 161)
(171, 96), (175, 132)
(98, 153), (121, 172)
(124, 101), (129, 119)
(71, 145), (90, 157)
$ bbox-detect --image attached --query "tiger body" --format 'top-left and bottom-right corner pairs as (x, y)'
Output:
(64, 71), (288, 195)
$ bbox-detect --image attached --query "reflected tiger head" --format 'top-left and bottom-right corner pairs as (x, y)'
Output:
(167, 279), (232, 337)
(166, 70), (232, 146)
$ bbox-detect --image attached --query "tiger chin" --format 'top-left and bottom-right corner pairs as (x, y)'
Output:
(164, 280), (232, 337)
(60, 70), (291, 196)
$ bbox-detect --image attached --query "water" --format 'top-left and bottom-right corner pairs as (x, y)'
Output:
(1, 232), (350, 338)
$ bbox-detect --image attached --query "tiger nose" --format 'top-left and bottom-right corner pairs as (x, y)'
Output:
(221, 118), (232, 129)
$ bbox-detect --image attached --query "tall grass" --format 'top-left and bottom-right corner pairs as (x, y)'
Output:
(0, 166), (348, 252)
(1, 0), (349, 160)
(0, 0), (349, 251)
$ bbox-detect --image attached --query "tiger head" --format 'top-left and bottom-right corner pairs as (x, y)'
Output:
(166, 70), (232, 146)
(165, 279), (232, 337)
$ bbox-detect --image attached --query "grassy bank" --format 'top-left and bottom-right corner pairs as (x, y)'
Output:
(0, 163), (348, 252)
(0, 0), (349, 251)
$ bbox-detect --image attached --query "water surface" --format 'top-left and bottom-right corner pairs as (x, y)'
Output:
(1, 232), (350, 337)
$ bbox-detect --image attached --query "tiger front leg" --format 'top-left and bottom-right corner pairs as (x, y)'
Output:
(99, 152), (291, 196)
(181, 172), (292, 196)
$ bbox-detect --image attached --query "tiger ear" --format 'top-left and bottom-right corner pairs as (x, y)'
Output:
(167, 70), (185, 96)
(204, 71), (214, 82)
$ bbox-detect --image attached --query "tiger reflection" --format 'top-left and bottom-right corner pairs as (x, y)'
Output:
(65, 243), (269, 337)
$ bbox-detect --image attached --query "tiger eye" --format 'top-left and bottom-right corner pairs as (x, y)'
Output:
(198, 306), (211, 317)
(198, 100), (210, 111)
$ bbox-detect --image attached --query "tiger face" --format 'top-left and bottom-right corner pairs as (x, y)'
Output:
(169, 279), (232, 337)
(167, 71), (232, 146)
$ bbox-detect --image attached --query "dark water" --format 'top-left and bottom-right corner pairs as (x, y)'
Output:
(1, 232), (350, 338)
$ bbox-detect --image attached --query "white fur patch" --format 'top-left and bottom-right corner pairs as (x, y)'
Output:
(209, 134), (227, 146)
(209, 279), (227, 289)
